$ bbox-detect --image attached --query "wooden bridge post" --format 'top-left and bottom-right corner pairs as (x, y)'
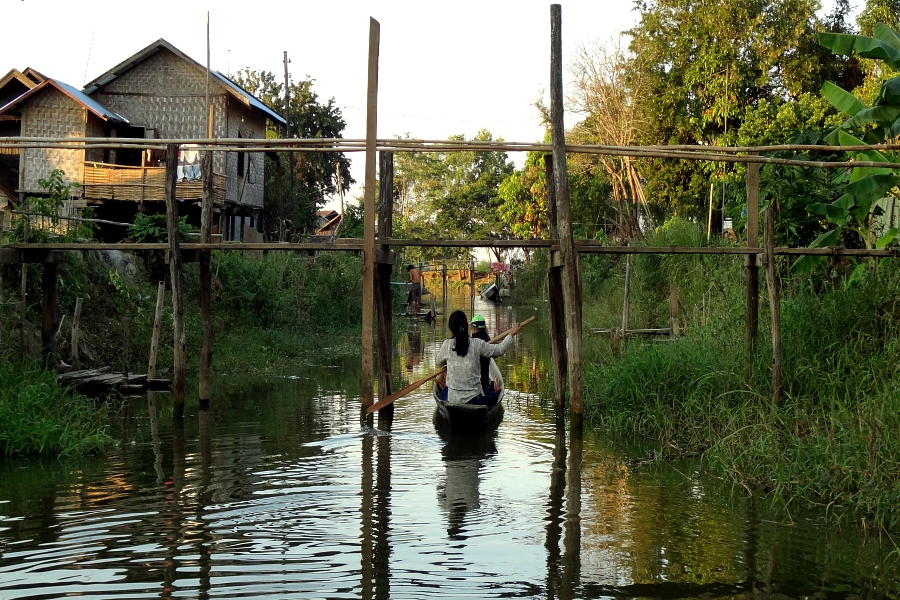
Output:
(442, 260), (447, 309)
(165, 143), (186, 417)
(550, 4), (584, 422)
(375, 150), (394, 419)
(544, 154), (568, 411)
(746, 157), (760, 352)
(469, 259), (475, 315)
(361, 18), (380, 411)
(40, 262), (58, 370)
(199, 146), (214, 408)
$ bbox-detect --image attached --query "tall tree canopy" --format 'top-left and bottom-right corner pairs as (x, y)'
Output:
(231, 69), (353, 239)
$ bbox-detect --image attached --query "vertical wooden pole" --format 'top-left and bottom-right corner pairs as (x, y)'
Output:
(199, 144), (214, 407)
(376, 150), (394, 419)
(469, 259), (475, 315)
(544, 154), (568, 410)
(622, 254), (632, 334)
(746, 158), (760, 351)
(550, 4), (584, 420)
(442, 260), (447, 308)
(40, 262), (58, 371)
(361, 18), (380, 410)
(121, 318), (130, 386)
(669, 283), (680, 338)
(0, 212), (4, 350)
(166, 143), (186, 417)
(20, 219), (28, 362)
(71, 297), (83, 370)
(765, 205), (782, 406)
(707, 182), (714, 242)
(147, 281), (165, 380)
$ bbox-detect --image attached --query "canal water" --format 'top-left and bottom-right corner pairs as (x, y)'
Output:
(1, 292), (898, 598)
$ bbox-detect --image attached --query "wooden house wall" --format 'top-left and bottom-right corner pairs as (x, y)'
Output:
(91, 48), (228, 174)
(225, 100), (265, 208)
(19, 87), (86, 193)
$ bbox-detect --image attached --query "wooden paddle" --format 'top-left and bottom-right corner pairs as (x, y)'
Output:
(366, 316), (536, 414)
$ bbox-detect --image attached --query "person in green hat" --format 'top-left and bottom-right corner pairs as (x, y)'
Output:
(470, 315), (497, 399)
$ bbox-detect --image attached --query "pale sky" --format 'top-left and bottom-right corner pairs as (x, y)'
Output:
(4, 0), (639, 209)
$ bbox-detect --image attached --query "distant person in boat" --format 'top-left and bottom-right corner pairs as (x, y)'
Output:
(469, 314), (498, 402)
(407, 264), (422, 315)
(436, 310), (520, 406)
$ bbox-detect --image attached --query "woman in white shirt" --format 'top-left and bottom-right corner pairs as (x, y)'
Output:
(436, 310), (521, 405)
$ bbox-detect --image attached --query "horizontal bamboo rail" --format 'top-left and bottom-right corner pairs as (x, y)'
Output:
(2, 137), (900, 169)
(3, 239), (900, 258)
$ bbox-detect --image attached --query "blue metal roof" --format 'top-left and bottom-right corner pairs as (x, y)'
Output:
(213, 71), (286, 125)
(0, 78), (129, 123)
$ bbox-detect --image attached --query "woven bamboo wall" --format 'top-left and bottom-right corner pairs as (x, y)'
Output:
(92, 49), (228, 174)
(225, 100), (265, 208)
(83, 162), (225, 203)
(19, 87), (85, 192)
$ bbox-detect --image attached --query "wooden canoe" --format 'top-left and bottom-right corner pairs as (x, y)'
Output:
(433, 359), (505, 431)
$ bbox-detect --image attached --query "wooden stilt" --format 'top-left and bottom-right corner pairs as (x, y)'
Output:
(0, 212), (4, 350)
(550, 4), (584, 421)
(361, 18), (380, 410)
(20, 219), (28, 362)
(199, 148), (214, 407)
(147, 281), (165, 380)
(71, 297), (83, 369)
(376, 150), (394, 420)
(544, 154), (568, 410)
(765, 205), (782, 405)
(40, 262), (58, 371)
(622, 254), (632, 334)
(746, 158), (760, 351)
(165, 143), (186, 417)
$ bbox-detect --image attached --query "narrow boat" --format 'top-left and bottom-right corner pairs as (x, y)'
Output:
(433, 359), (505, 431)
(480, 282), (501, 303)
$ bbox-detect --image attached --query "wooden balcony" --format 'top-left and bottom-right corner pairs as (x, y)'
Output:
(83, 162), (225, 204)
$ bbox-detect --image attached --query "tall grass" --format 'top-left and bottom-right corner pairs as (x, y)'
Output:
(581, 218), (900, 527)
(0, 361), (115, 457)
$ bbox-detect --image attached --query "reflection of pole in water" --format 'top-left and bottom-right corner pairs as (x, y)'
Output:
(162, 415), (186, 595)
(562, 423), (583, 599)
(407, 328), (422, 372)
(148, 392), (165, 484)
(374, 426), (392, 598)
(197, 408), (213, 599)
(360, 432), (374, 599)
(436, 428), (496, 540)
(545, 415), (567, 597)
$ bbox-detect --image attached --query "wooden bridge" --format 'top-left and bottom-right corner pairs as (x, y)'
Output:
(2, 6), (898, 425)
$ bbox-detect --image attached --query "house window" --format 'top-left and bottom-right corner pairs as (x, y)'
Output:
(237, 131), (244, 177)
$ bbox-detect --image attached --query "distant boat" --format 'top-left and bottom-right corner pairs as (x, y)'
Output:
(480, 283), (501, 303)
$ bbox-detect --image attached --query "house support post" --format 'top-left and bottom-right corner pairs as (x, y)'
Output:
(375, 150), (394, 420)
(20, 219), (28, 363)
(147, 281), (165, 380)
(746, 157), (760, 355)
(765, 205), (783, 406)
(544, 154), (568, 411)
(40, 262), (58, 371)
(166, 143), (186, 417)
(551, 4), (584, 423)
(199, 148), (214, 408)
(361, 18), (380, 412)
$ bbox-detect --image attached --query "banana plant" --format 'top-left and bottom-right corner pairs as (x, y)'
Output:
(791, 23), (900, 275)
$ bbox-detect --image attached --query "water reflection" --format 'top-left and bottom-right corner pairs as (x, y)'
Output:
(434, 418), (499, 540)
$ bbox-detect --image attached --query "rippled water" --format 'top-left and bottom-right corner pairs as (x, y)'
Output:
(1, 294), (898, 598)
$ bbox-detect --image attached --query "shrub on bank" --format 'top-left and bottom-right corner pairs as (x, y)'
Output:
(0, 362), (114, 457)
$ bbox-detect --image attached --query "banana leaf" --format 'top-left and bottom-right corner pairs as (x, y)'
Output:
(822, 81), (869, 116)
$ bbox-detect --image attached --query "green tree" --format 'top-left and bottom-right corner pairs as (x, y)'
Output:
(231, 69), (353, 239)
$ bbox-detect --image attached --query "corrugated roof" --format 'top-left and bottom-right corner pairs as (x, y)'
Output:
(83, 39), (286, 126)
(0, 79), (129, 123)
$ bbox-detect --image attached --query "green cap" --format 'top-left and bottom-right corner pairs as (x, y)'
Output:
(471, 315), (486, 328)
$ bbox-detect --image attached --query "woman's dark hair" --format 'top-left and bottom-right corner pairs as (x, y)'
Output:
(448, 310), (470, 357)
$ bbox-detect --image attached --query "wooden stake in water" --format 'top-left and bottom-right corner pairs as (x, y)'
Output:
(361, 18), (380, 410)
(71, 297), (83, 369)
(165, 143), (186, 416)
(147, 281), (165, 380)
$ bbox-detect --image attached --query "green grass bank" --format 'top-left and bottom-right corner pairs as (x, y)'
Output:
(513, 219), (900, 529)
